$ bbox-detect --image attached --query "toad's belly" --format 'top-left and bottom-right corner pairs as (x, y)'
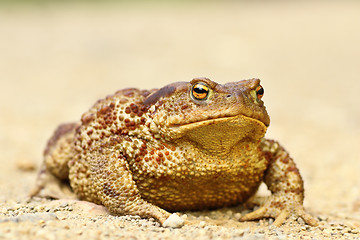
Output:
(135, 170), (265, 211)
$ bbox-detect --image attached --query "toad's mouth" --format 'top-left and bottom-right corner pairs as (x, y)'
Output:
(169, 111), (269, 129)
(167, 114), (268, 143)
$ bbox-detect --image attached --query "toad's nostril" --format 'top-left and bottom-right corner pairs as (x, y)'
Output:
(226, 94), (232, 98)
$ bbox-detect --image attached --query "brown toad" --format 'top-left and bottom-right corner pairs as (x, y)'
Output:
(32, 77), (317, 227)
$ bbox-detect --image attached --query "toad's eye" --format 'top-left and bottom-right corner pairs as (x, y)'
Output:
(191, 83), (210, 100)
(255, 85), (264, 99)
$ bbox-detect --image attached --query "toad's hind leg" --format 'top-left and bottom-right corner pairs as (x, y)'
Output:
(69, 149), (183, 227)
(30, 123), (79, 199)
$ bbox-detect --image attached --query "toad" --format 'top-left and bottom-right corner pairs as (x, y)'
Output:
(31, 77), (317, 227)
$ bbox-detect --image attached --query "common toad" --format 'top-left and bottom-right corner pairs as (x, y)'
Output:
(32, 78), (317, 227)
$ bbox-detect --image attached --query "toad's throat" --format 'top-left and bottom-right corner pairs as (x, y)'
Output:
(168, 115), (268, 153)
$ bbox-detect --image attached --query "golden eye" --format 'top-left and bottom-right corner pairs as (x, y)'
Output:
(191, 83), (210, 100)
(255, 85), (264, 99)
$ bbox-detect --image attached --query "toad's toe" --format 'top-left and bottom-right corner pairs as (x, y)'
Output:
(240, 201), (318, 227)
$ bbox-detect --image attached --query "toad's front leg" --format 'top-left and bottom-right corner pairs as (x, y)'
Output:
(70, 150), (184, 228)
(240, 139), (318, 226)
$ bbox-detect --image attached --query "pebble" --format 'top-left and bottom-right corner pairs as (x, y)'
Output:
(198, 221), (206, 228)
(162, 213), (184, 228)
(300, 226), (307, 231)
(234, 213), (242, 220)
(297, 217), (305, 225)
(336, 225), (344, 230)
(0, 207), (7, 214)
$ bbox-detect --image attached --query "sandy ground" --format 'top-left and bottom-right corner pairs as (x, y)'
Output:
(0, 1), (360, 239)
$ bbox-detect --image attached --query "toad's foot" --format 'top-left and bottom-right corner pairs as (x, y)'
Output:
(240, 193), (318, 227)
(30, 164), (76, 200)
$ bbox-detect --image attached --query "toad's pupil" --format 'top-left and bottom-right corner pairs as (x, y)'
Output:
(194, 86), (208, 94)
(257, 87), (264, 96)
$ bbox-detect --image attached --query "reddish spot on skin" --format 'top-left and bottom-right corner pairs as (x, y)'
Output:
(270, 201), (283, 208)
(181, 104), (189, 110)
(99, 105), (111, 115)
(99, 132), (105, 139)
(153, 161), (158, 168)
(123, 89), (135, 97)
(81, 113), (94, 125)
(131, 104), (139, 113)
(281, 158), (289, 164)
(171, 146), (176, 151)
(125, 107), (131, 114)
(138, 151), (145, 157)
(261, 150), (273, 164)
(287, 165), (299, 173)
(87, 129), (93, 135)
(165, 151), (169, 156)
(140, 105), (147, 112)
